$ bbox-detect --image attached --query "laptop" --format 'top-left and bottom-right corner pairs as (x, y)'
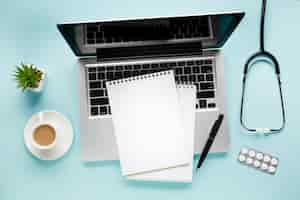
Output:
(57, 12), (245, 161)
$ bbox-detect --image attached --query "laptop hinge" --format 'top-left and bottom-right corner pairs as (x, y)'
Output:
(96, 42), (203, 61)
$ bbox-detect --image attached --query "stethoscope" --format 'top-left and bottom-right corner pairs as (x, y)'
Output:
(240, 0), (286, 135)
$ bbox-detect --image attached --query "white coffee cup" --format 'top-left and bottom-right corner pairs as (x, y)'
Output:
(31, 123), (57, 155)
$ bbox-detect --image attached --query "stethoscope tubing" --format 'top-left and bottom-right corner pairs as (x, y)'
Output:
(240, 0), (286, 135)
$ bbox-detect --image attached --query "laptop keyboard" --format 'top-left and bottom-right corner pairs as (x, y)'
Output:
(87, 58), (217, 116)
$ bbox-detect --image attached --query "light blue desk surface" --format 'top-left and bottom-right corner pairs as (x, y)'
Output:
(1, 0), (300, 199)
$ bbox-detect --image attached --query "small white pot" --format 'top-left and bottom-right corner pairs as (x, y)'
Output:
(28, 69), (46, 93)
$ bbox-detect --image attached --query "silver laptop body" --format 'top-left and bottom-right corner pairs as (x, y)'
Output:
(58, 12), (245, 161)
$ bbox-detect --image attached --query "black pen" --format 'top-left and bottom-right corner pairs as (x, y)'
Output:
(196, 114), (224, 170)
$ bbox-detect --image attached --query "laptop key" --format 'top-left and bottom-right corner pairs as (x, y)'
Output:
(97, 67), (105, 72)
(107, 72), (114, 80)
(88, 67), (96, 72)
(91, 98), (109, 106)
(107, 66), (114, 71)
(132, 71), (139, 76)
(197, 91), (215, 99)
(152, 63), (159, 69)
(197, 74), (205, 82)
(125, 65), (132, 70)
(169, 62), (176, 67)
(180, 76), (188, 82)
(187, 61), (194, 65)
(204, 59), (213, 65)
(102, 81), (106, 89)
(133, 65), (141, 70)
(178, 61), (185, 66)
(199, 100), (207, 108)
(116, 65), (123, 70)
(89, 73), (97, 80)
(184, 67), (191, 74)
(200, 82), (214, 90)
(208, 103), (216, 108)
(188, 75), (196, 82)
(166, 63), (173, 68)
(98, 72), (105, 80)
(201, 65), (213, 73)
(175, 68), (183, 75)
(140, 70), (148, 75)
(107, 106), (111, 114)
(90, 89), (104, 97)
(196, 60), (203, 65)
(142, 64), (150, 69)
(160, 63), (168, 69)
(115, 71), (123, 79)
(206, 74), (214, 81)
(99, 106), (107, 115)
(124, 71), (131, 78)
(89, 81), (102, 89)
(91, 107), (99, 115)
(192, 66), (200, 74)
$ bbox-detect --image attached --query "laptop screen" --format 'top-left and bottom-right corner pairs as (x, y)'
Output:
(57, 12), (245, 57)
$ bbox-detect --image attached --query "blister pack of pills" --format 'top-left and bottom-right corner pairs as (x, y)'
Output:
(237, 147), (279, 175)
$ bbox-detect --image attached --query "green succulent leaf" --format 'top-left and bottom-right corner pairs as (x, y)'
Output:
(13, 63), (43, 91)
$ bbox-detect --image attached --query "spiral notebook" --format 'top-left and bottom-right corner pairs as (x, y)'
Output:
(127, 85), (196, 182)
(106, 70), (189, 176)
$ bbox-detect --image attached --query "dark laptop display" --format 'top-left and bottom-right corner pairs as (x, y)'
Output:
(57, 13), (244, 57)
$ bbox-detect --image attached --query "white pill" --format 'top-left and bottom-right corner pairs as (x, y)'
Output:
(249, 150), (256, 157)
(261, 163), (268, 170)
(246, 157), (253, 165)
(241, 147), (249, 154)
(238, 154), (246, 162)
(268, 166), (276, 173)
(256, 153), (263, 160)
(263, 155), (271, 162)
(271, 158), (278, 165)
(253, 160), (261, 168)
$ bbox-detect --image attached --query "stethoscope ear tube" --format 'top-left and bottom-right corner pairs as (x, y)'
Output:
(240, 51), (286, 135)
(243, 51), (280, 75)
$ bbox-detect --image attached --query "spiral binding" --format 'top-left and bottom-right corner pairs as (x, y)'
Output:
(106, 70), (174, 86)
(176, 83), (196, 89)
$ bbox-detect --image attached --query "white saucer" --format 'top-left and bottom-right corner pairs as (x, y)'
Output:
(24, 111), (74, 160)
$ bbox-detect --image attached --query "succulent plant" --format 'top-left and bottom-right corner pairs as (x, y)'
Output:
(14, 63), (43, 91)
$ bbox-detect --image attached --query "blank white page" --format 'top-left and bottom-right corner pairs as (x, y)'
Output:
(127, 85), (196, 182)
(106, 71), (188, 176)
